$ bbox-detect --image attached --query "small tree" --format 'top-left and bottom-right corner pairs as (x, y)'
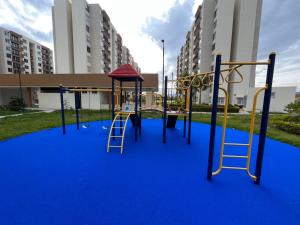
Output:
(7, 96), (26, 111)
(284, 102), (300, 114)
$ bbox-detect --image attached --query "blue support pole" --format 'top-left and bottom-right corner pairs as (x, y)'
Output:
(112, 78), (115, 138)
(135, 78), (138, 141)
(139, 80), (142, 135)
(254, 53), (276, 185)
(163, 76), (168, 143)
(188, 87), (193, 144)
(120, 81), (123, 135)
(60, 85), (66, 135)
(207, 54), (222, 180)
(74, 91), (80, 130)
(183, 116), (186, 137)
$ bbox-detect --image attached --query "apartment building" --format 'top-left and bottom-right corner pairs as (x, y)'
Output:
(0, 27), (54, 107)
(0, 27), (53, 75)
(177, 0), (263, 106)
(52, 0), (140, 74)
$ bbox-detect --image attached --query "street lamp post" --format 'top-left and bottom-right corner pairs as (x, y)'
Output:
(18, 70), (23, 100)
(161, 39), (165, 95)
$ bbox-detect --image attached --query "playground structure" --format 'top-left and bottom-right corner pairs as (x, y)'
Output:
(175, 53), (276, 184)
(59, 53), (276, 184)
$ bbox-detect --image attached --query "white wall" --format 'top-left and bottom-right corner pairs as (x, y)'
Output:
(90, 4), (104, 73)
(229, 0), (263, 105)
(246, 86), (297, 112)
(53, 0), (74, 73)
(37, 90), (109, 110)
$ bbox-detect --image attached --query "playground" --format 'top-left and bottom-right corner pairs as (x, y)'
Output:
(0, 53), (300, 224)
(0, 119), (299, 224)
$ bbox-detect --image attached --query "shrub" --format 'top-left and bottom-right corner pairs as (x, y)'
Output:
(272, 120), (300, 135)
(284, 102), (300, 114)
(7, 96), (26, 111)
(168, 103), (240, 113)
(271, 115), (300, 135)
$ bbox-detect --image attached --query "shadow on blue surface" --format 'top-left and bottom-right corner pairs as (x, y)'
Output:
(0, 119), (299, 225)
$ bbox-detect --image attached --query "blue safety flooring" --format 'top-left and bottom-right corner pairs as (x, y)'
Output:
(0, 119), (299, 225)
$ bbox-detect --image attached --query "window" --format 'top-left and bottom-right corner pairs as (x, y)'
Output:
(86, 25), (90, 33)
(38, 69), (42, 72)
(8, 68), (12, 72)
(87, 46), (91, 53)
(6, 53), (11, 58)
(37, 45), (41, 49)
(218, 97), (225, 105)
(23, 39), (27, 44)
(271, 92), (276, 98)
(5, 38), (10, 43)
(212, 43), (215, 51)
(24, 59), (28, 63)
(38, 63), (42, 67)
(7, 60), (12, 65)
(6, 46), (11, 51)
(25, 65), (29, 69)
(237, 97), (244, 105)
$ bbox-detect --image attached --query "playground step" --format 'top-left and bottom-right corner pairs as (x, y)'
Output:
(224, 143), (249, 146)
(222, 166), (247, 170)
(223, 154), (248, 159)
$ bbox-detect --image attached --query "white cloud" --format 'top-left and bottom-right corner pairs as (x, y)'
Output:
(256, 40), (300, 88)
(0, 0), (53, 46)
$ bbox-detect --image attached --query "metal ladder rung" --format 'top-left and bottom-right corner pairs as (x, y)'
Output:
(111, 136), (123, 138)
(112, 127), (124, 129)
(115, 120), (126, 122)
(109, 146), (123, 148)
(222, 166), (247, 170)
(223, 154), (248, 159)
(224, 142), (249, 146)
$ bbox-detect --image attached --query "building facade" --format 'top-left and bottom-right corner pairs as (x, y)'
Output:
(177, 0), (263, 106)
(0, 27), (53, 75)
(0, 27), (54, 107)
(52, 0), (140, 74)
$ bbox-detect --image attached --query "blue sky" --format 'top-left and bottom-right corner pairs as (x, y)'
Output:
(0, 0), (299, 90)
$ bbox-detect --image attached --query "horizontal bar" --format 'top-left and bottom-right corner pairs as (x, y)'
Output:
(224, 143), (249, 146)
(112, 127), (124, 129)
(115, 120), (126, 122)
(222, 166), (247, 170)
(109, 146), (122, 148)
(111, 136), (122, 138)
(221, 61), (270, 66)
(223, 155), (248, 158)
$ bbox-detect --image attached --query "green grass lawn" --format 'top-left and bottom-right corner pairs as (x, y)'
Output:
(0, 110), (299, 147)
(0, 109), (40, 116)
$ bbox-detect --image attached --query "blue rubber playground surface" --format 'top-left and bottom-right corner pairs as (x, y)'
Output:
(0, 119), (299, 225)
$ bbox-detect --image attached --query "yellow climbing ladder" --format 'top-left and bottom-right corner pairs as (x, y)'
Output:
(107, 111), (133, 154)
(212, 87), (267, 181)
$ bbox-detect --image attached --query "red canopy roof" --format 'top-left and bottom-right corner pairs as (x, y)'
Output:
(108, 64), (144, 81)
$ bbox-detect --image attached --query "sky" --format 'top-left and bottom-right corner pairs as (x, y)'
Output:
(0, 0), (299, 90)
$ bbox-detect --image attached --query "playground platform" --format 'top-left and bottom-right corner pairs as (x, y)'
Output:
(0, 119), (299, 225)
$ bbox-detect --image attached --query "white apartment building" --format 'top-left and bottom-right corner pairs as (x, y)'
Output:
(52, 0), (140, 74)
(0, 27), (54, 107)
(0, 27), (53, 75)
(176, 0), (296, 112)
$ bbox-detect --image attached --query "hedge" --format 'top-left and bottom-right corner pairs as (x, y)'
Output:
(271, 115), (300, 135)
(168, 103), (240, 113)
(272, 121), (300, 135)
